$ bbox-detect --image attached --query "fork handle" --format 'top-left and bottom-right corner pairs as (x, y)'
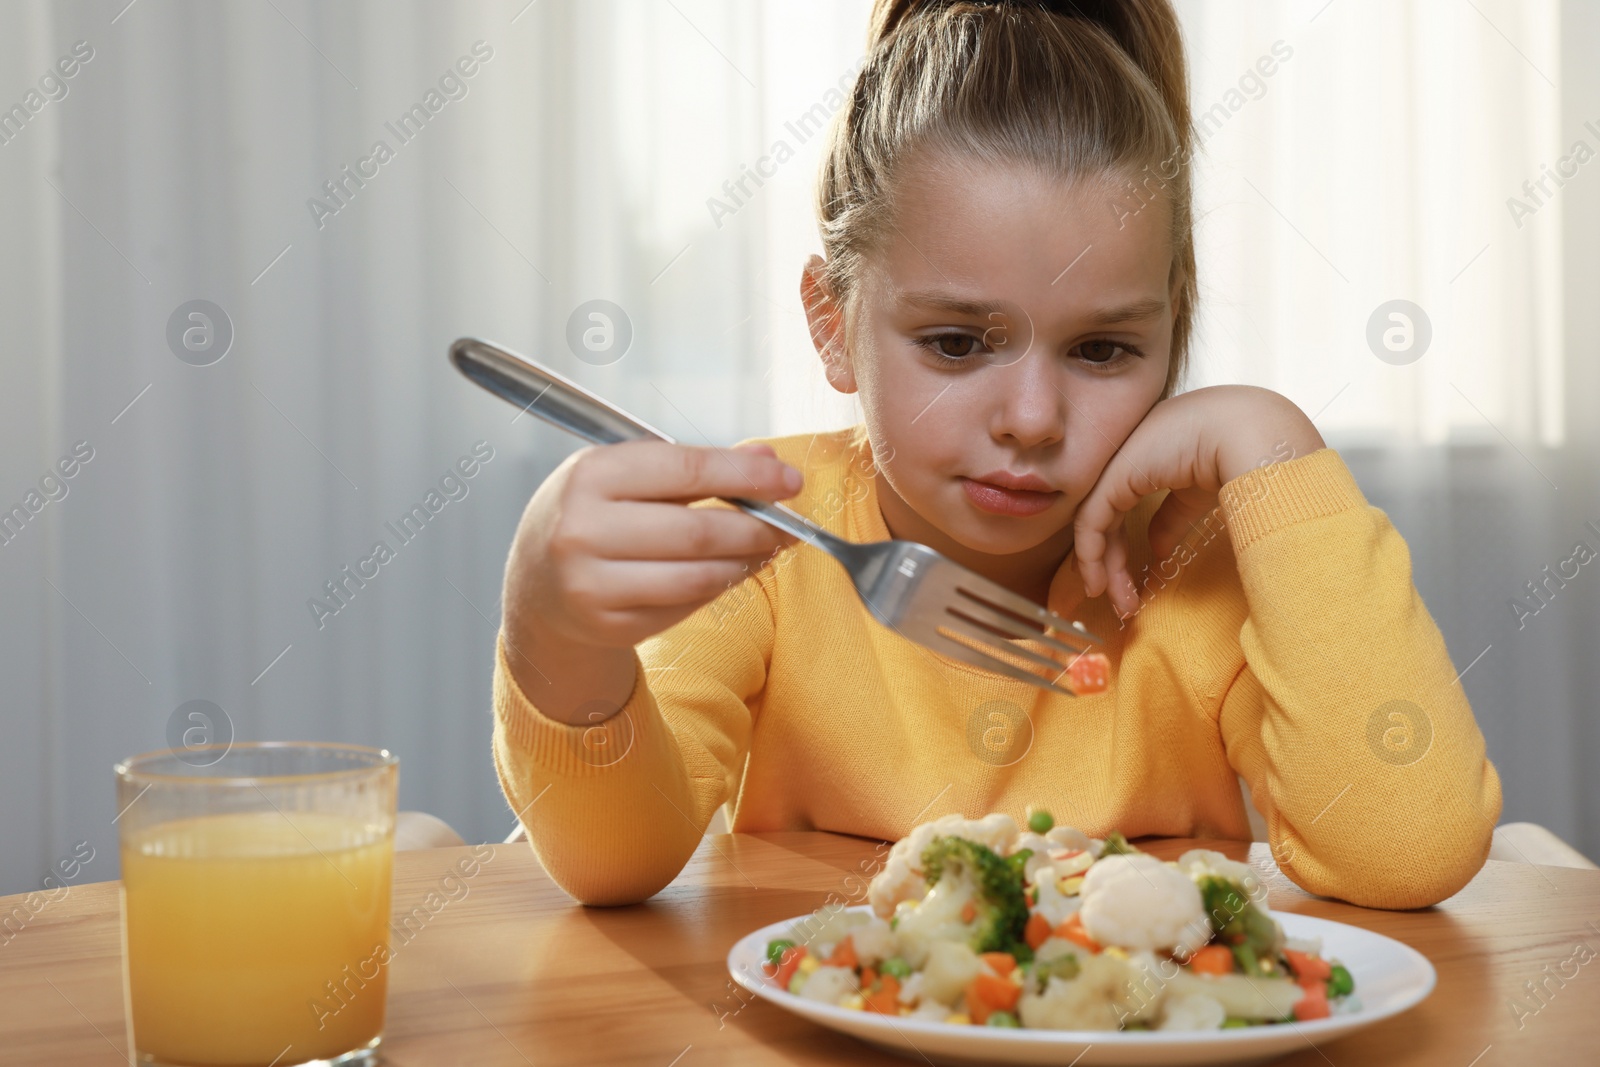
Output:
(450, 338), (849, 552)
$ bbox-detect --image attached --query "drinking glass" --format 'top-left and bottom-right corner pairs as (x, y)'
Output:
(116, 742), (398, 1067)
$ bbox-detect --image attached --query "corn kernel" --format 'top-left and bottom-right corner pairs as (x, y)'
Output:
(944, 1013), (972, 1026)
(798, 957), (820, 975)
(1062, 876), (1085, 895)
(843, 994), (865, 1011)
(1103, 946), (1129, 960)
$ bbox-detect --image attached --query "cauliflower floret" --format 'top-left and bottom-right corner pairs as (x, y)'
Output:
(1029, 868), (1083, 928)
(1176, 849), (1267, 906)
(867, 812), (1019, 919)
(963, 812), (1021, 852)
(890, 891), (967, 971)
(1030, 935), (1083, 980)
(896, 970), (925, 1005)
(867, 852), (926, 922)
(918, 940), (984, 1005)
(1159, 992), (1226, 1031)
(909, 999), (948, 1021)
(1017, 952), (1159, 1031)
(891, 871), (977, 971)
(1045, 825), (1096, 853)
(794, 964), (858, 1005)
(889, 836), (1029, 967)
(1078, 854), (1208, 956)
(848, 916), (895, 967)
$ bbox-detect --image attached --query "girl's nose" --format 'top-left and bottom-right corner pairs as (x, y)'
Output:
(990, 351), (1065, 450)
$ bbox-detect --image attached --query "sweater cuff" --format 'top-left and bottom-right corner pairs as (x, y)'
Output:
(493, 631), (654, 777)
(1218, 448), (1366, 553)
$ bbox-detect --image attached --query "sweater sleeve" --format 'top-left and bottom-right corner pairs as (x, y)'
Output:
(1211, 448), (1503, 909)
(491, 551), (776, 906)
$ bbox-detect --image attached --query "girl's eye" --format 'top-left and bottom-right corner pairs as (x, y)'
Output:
(912, 332), (987, 363)
(1074, 340), (1141, 367)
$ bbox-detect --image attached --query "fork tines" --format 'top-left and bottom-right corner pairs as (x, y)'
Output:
(933, 584), (1102, 696)
(951, 586), (1100, 657)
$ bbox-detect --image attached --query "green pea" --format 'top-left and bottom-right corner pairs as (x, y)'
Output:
(879, 957), (912, 980)
(986, 1011), (1021, 1028)
(1328, 963), (1354, 997)
(1221, 1017), (1251, 1029)
(766, 938), (797, 966)
(1027, 809), (1054, 834)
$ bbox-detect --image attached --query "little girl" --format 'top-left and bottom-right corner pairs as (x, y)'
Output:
(491, 0), (1501, 910)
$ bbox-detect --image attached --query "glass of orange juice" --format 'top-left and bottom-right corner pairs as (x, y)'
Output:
(116, 742), (398, 1067)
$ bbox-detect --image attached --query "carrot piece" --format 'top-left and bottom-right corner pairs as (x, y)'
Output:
(863, 987), (899, 1014)
(1188, 944), (1235, 976)
(861, 973), (901, 1014)
(960, 900), (978, 924)
(1024, 911), (1053, 950)
(1293, 981), (1330, 1021)
(864, 972), (902, 1017)
(1284, 949), (1332, 984)
(964, 972), (1022, 1024)
(1055, 912), (1101, 954)
(773, 945), (807, 989)
(980, 952), (1017, 977)
(824, 935), (858, 970)
(859, 965), (877, 990)
(1067, 650), (1110, 694)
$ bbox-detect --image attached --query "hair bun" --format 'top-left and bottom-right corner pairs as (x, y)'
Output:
(867, 0), (1189, 153)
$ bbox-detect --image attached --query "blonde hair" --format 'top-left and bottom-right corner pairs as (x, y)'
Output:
(816, 0), (1196, 395)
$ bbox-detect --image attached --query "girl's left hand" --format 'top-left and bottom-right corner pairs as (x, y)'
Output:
(1068, 385), (1326, 619)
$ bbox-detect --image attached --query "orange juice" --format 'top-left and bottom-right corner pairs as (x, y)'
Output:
(121, 811), (393, 1065)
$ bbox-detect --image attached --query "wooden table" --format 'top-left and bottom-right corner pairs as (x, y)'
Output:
(2, 833), (1595, 1065)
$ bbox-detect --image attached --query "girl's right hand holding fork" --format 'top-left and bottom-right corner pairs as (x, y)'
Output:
(500, 440), (802, 725)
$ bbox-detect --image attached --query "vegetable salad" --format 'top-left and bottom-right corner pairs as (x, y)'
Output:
(763, 810), (1357, 1031)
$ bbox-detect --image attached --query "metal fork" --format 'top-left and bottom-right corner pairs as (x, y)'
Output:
(450, 337), (1103, 695)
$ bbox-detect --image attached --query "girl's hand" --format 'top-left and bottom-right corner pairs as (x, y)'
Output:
(1068, 386), (1325, 619)
(503, 440), (802, 651)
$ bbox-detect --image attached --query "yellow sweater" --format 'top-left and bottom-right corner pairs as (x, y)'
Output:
(492, 426), (1502, 909)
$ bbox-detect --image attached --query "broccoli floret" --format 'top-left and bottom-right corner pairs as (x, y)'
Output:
(918, 835), (1033, 957)
(1196, 875), (1279, 976)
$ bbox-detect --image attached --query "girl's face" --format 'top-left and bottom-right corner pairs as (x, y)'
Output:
(805, 154), (1178, 560)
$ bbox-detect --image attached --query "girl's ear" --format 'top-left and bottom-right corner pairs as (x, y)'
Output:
(800, 254), (857, 395)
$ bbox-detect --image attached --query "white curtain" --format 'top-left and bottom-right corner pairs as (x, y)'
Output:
(0, 0), (870, 895)
(2, 0), (1595, 896)
(1180, 0), (1566, 447)
(1173, 0), (1599, 860)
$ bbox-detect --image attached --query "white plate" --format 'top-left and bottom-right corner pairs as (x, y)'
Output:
(727, 906), (1434, 1066)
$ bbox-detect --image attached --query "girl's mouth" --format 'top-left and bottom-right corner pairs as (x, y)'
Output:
(958, 476), (1062, 517)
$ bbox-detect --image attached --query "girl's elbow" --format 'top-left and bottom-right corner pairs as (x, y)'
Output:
(526, 834), (698, 908)
(558, 863), (680, 907)
(1290, 818), (1492, 910)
